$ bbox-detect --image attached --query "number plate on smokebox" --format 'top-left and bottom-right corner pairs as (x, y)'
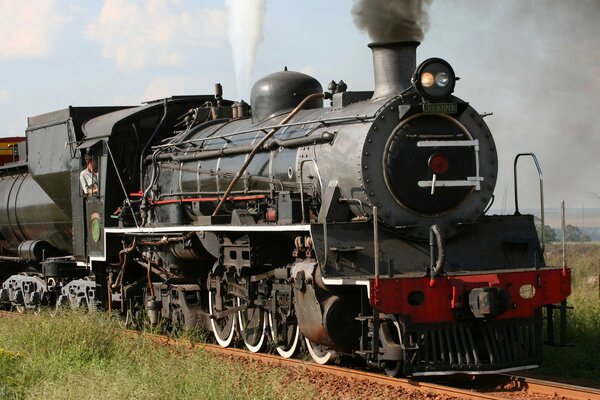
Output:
(423, 103), (457, 114)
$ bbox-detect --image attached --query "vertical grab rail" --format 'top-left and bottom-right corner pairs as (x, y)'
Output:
(513, 153), (545, 252)
(298, 159), (324, 224)
(299, 158), (326, 264)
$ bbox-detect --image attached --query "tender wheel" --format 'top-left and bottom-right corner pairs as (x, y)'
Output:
(237, 298), (268, 353)
(268, 311), (300, 358)
(305, 338), (337, 365)
(208, 288), (237, 347)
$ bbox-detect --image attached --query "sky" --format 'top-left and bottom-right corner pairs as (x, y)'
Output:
(0, 0), (598, 211)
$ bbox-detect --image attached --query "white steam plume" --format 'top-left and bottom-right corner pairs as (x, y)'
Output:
(352, 0), (433, 42)
(226, 0), (266, 99)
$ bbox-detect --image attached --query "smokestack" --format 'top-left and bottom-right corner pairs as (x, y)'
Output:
(369, 41), (419, 99)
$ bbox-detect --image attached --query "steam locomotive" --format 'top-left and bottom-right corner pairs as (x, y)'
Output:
(0, 41), (571, 376)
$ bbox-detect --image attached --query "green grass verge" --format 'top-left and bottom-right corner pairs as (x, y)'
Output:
(1, 242), (598, 396)
(536, 243), (600, 384)
(0, 312), (315, 400)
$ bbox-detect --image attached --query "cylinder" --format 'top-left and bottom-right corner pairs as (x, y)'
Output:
(146, 299), (162, 325)
(231, 102), (239, 119)
(17, 240), (53, 261)
(237, 100), (249, 118)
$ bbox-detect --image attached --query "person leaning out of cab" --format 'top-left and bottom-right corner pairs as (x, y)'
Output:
(80, 154), (98, 196)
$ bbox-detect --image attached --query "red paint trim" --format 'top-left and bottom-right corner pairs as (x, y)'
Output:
(126, 192), (265, 205)
(370, 268), (571, 324)
(152, 195), (265, 205)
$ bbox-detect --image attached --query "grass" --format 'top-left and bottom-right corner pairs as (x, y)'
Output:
(534, 243), (600, 384)
(0, 311), (315, 400)
(1, 242), (598, 396)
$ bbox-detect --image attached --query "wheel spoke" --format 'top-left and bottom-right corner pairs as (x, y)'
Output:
(208, 290), (236, 347)
(237, 298), (268, 353)
(268, 311), (300, 358)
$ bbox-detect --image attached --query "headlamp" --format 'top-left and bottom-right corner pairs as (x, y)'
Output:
(413, 58), (456, 100)
(421, 72), (435, 88)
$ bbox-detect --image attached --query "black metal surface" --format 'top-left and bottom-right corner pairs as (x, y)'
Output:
(468, 287), (509, 319)
(250, 70), (323, 123)
(384, 114), (475, 214)
(27, 106), (127, 218)
(42, 259), (88, 278)
(404, 318), (541, 374)
(0, 174), (71, 253)
(368, 41), (419, 99)
(86, 198), (104, 258)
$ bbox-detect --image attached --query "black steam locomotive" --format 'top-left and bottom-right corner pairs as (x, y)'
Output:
(0, 41), (570, 376)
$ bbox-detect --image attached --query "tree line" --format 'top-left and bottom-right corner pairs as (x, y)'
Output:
(536, 223), (592, 242)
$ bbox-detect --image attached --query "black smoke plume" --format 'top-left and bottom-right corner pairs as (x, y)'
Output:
(352, 0), (433, 42)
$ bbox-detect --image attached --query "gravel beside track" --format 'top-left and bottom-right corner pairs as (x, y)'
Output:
(129, 330), (600, 400)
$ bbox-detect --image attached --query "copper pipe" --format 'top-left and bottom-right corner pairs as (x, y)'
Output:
(138, 232), (196, 247)
(107, 273), (113, 312)
(118, 238), (137, 312)
(146, 256), (155, 299)
(212, 92), (325, 216)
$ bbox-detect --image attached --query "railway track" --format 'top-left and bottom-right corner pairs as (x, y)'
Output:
(128, 329), (600, 400)
(2, 310), (599, 399)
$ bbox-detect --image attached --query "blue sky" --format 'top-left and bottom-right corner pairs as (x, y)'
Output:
(0, 0), (598, 211)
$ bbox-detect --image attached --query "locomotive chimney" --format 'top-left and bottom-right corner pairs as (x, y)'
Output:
(369, 41), (419, 99)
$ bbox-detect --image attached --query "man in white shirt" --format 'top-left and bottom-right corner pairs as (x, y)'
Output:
(80, 154), (98, 196)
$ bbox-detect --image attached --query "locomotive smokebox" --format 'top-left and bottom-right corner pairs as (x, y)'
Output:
(369, 41), (419, 99)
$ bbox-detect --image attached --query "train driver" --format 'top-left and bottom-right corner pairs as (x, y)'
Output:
(80, 154), (98, 196)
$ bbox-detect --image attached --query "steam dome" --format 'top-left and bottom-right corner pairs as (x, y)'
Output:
(250, 70), (323, 124)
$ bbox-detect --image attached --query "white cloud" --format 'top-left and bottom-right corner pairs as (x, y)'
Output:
(141, 76), (189, 102)
(85, 0), (227, 72)
(0, 0), (69, 60)
(0, 89), (10, 103)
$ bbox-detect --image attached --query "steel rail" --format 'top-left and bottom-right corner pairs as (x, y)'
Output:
(124, 330), (505, 400)
(128, 330), (600, 400)
(1, 311), (598, 399)
(501, 375), (600, 400)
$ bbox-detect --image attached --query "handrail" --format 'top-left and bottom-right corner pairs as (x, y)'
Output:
(212, 93), (324, 216)
(152, 113), (374, 150)
(298, 159), (324, 224)
(561, 199), (567, 275)
(513, 152), (545, 251)
(373, 206), (380, 283)
(106, 143), (139, 228)
(298, 158), (327, 267)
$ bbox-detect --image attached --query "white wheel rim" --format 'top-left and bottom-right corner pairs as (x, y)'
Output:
(305, 338), (337, 365)
(237, 298), (268, 353)
(268, 312), (300, 358)
(383, 318), (403, 377)
(209, 293), (236, 347)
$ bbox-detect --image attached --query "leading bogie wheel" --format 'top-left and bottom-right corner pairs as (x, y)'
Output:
(381, 316), (404, 377)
